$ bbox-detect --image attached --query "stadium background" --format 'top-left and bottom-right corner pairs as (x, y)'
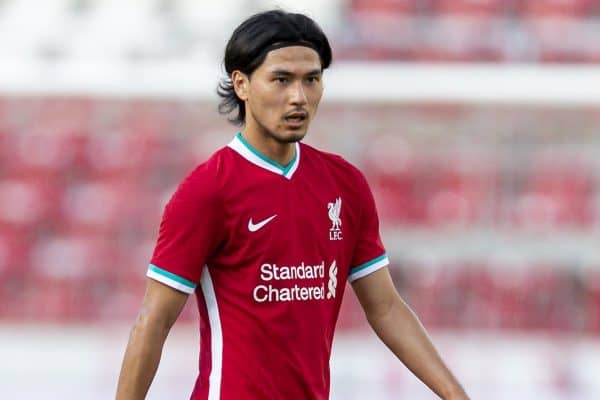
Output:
(1, 0), (599, 399)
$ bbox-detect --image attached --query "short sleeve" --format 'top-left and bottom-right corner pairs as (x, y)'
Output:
(348, 171), (389, 283)
(147, 166), (223, 294)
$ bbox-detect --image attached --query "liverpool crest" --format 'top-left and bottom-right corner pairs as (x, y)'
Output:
(327, 197), (342, 241)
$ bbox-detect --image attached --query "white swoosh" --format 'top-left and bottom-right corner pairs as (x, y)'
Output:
(248, 215), (277, 232)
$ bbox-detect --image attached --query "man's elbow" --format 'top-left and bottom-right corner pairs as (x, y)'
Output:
(363, 293), (398, 325)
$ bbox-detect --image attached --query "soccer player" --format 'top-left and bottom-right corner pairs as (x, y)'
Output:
(116, 9), (469, 400)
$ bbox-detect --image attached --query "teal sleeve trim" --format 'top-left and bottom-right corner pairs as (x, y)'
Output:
(349, 254), (388, 276)
(148, 264), (197, 289)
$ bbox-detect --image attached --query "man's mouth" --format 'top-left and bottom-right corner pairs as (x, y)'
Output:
(284, 112), (308, 125)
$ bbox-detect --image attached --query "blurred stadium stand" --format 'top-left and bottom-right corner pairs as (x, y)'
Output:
(0, 0), (598, 64)
(1, 99), (600, 337)
(340, 0), (600, 62)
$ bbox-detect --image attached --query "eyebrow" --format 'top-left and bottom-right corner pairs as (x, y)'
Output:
(270, 68), (322, 77)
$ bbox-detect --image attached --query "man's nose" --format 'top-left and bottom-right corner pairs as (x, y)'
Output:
(289, 81), (308, 106)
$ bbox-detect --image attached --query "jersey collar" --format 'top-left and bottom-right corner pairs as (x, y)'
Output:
(227, 133), (301, 180)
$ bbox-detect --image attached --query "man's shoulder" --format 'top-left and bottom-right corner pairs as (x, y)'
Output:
(173, 145), (235, 200)
(300, 142), (366, 181)
(186, 145), (237, 180)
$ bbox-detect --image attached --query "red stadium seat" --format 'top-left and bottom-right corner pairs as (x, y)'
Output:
(84, 132), (150, 179)
(524, 16), (591, 63)
(0, 130), (9, 172)
(362, 135), (426, 225)
(392, 262), (589, 332)
(452, 265), (498, 329)
(95, 280), (146, 321)
(585, 270), (600, 333)
(30, 235), (106, 278)
(432, 0), (508, 17)
(0, 232), (30, 278)
(59, 179), (134, 235)
(579, 21), (600, 62)
(22, 234), (120, 320)
(124, 101), (173, 138)
(404, 265), (450, 329)
(366, 140), (498, 227)
(512, 157), (594, 229)
(34, 98), (93, 134)
(0, 178), (62, 233)
(415, 16), (506, 62)
(6, 132), (68, 179)
(519, 0), (593, 18)
(117, 239), (156, 282)
(341, 12), (418, 61)
(350, 0), (421, 15)
(0, 180), (44, 228)
(423, 154), (497, 227)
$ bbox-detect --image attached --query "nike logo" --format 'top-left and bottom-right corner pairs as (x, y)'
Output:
(248, 215), (277, 232)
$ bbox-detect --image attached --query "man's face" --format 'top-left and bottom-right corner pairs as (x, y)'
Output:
(235, 46), (323, 144)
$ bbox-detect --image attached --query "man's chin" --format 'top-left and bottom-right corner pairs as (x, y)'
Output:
(276, 129), (307, 143)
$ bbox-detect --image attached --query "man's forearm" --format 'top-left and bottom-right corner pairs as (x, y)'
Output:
(366, 294), (468, 400)
(116, 317), (169, 400)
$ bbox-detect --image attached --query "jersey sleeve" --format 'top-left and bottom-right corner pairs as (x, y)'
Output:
(147, 165), (224, 294)
(348, 170), (389, 283)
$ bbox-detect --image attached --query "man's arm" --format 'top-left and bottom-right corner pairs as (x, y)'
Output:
(352, 267), (469, 400)
(116, 278), (189, 400)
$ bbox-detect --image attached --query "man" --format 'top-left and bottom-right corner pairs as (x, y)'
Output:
(116, 9), (469, 400)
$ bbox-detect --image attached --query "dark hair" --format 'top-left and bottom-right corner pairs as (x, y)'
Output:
(217, 10), (332, 126)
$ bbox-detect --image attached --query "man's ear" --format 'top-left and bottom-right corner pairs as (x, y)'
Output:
(232, 70), (249, 101)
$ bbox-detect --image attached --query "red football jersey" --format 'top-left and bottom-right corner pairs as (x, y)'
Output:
(148, 133), (389, 400)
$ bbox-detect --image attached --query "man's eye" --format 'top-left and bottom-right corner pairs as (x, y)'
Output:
(275, 77), (288, 83)
(306, 76), (320, 83)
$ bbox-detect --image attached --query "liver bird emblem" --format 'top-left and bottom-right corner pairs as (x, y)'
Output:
(327, 197), (342, 231)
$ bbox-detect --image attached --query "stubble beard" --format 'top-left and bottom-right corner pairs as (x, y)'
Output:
(254, 114), (308, 144)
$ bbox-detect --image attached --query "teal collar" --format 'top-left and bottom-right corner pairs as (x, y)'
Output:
(227, 133), (301, 179)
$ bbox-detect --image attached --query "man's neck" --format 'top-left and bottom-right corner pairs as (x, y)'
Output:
(241, 128), (296, 167)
